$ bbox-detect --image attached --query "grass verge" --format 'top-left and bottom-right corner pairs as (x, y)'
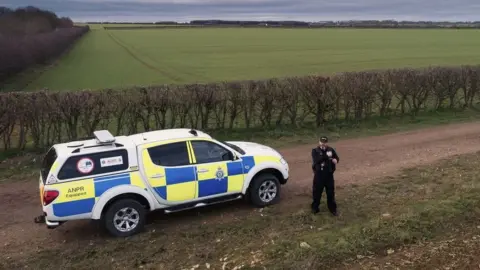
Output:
(3, 150), (480, 269)
(338, 226), (480, 270)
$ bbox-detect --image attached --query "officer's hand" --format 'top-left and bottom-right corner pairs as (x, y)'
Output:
(332, 158), (338, 164)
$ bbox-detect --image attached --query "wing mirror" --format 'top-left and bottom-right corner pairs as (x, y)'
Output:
(222, 151), (238, 161)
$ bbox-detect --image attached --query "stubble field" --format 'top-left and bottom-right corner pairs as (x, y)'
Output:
(7, 27), (480, 91)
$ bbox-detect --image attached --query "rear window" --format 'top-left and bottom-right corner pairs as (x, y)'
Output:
(57, 149), (129, 180)
(41, 148), (57, 182)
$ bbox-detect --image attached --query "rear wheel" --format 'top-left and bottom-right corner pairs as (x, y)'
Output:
(103, 199), (146, 237)
(248, 174), (281, 207)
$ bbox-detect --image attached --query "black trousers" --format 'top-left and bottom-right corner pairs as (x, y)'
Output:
(311, 170), (337, 213)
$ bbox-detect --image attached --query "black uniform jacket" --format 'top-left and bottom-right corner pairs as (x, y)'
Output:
(311, 146), (340, 173)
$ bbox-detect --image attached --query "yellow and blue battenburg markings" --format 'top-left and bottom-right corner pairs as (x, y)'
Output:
(146, 155), (258, 200)
(152, 166), (197, 201)
(51, 172), (144, 217)
(195, 158), (251, 197)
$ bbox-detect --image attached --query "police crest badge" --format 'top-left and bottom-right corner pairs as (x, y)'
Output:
(215, 167), (225, 180)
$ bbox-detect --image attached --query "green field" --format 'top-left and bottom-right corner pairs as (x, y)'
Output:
(8, 27), (480, 91)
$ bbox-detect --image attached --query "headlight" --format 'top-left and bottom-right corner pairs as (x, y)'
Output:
(280, 157), (287, 165)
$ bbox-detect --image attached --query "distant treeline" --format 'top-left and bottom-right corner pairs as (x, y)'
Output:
(0, 6), (90, 87)
(0, 6), (74, 36)
(96, 20), (480, 29)
(192, 20), (480, 28)
(97, 21), (182, 25)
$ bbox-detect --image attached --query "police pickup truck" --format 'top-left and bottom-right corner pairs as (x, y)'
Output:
(37, 128), (289, 237)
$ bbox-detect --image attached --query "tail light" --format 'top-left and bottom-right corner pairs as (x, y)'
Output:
(43, 190), (59, 206)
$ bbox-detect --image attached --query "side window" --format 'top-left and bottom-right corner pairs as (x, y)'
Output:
(41, 147), (57, 180)
(191, 140), (231, 164)
(147, 142), (190, 167)
(57, 149), (129, 180)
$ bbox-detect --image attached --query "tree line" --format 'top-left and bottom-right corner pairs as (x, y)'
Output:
(190, 20), (480, 28)
(95, 20), (480, 29)
(0, 65), (478, 152)
(0, 6), (90, 87)
(0, 6), (74, 36)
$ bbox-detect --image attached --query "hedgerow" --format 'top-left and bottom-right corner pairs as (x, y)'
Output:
(0, 65), (478, 151)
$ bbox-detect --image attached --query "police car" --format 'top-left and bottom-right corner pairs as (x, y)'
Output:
(37, 128), (289, 237)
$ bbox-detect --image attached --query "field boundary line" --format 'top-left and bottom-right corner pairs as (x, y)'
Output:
(105, 29), (183, 82)
(108, 30), (207, 81)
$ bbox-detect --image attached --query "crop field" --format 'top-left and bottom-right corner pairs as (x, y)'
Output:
(8, 27), (480, 91)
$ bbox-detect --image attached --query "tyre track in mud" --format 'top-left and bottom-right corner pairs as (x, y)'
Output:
(2, 121), (480, 257)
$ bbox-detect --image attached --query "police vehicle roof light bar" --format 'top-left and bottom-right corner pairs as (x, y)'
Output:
(93, 130), (116, 144)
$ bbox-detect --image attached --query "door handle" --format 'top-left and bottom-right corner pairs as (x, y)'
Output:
(198, 168), (209, 173)
(150, 174), (164, 179)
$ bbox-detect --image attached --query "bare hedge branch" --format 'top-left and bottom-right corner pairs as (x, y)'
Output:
(0, 64), (478, 152)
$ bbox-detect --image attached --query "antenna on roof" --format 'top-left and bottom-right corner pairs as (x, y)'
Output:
(93, 130), (116, 144)
(189, 129), (198, 136)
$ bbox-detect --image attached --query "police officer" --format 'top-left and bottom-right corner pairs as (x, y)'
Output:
(311, 136), (339, 216)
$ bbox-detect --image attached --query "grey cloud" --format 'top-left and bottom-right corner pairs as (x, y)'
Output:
(2, 0), (479, 21)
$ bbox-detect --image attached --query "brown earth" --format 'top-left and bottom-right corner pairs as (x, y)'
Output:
(2, 121), (480, 264)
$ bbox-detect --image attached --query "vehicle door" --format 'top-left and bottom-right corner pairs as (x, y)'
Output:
(139, 140), (197, 204)
(188, 139), (245, 198)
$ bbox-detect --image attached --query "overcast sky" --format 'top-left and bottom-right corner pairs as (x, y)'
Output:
(3, 0), (480, 22)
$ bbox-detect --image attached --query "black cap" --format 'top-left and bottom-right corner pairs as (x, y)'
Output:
(319, 136), (328, 143)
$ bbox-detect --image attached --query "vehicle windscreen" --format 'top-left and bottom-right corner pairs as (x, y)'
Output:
(222, 141), (246, 155)
(41, 148), (57, 182)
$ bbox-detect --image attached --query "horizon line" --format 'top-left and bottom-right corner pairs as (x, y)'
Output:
(73, 19), (480, 23)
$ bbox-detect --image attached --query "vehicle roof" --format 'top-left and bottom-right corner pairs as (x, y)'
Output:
(53, 135), (133, 157)
(127, 128), (212, 145)
(52, 128), (213, 156)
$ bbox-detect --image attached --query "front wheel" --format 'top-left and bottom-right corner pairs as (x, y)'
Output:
(103, 199), (146, 237)
(248, 174), (281, 207)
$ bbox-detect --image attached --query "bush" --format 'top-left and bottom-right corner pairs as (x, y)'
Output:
(0, 65), (479, 152)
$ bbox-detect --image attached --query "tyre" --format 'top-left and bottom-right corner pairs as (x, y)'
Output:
(103, 199), (146, 237)
(248, 173), (281, 207)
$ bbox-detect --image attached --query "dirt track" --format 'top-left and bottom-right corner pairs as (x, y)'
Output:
(2, 121), (480, 260)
